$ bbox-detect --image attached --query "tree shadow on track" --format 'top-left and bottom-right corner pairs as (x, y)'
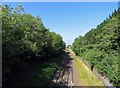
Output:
(48, 51), (74, 87)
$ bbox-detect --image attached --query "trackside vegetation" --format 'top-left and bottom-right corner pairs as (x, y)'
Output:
(70, 49), (104, 86)
(2, 5), (66, 86)
(72, 8), (120, 86)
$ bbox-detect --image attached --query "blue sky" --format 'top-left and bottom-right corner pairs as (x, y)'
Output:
(3, 2), (118, 45)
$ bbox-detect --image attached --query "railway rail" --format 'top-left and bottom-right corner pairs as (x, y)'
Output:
(49, 51), (74, 87)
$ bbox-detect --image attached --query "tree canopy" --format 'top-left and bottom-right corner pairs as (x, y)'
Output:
(2, 5), (66, 82)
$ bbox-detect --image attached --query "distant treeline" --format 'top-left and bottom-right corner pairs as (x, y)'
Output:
(2, 5), (66, 82)
(72, 8), (120, 86)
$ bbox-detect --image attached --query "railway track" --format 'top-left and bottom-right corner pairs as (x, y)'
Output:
(49, 51), (74, 87)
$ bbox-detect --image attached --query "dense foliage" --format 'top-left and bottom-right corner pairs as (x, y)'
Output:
(72, 8), (120, 86)
(2, 5), (66, 82)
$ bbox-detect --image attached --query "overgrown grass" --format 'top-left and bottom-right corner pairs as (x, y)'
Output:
(69, 49), (104, 86)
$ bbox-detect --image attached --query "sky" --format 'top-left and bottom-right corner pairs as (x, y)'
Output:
(2, 2), (118, 45)
(2, 0), (119, 2)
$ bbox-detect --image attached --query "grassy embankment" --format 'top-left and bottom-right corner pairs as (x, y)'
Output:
(69, 49), (104, 86)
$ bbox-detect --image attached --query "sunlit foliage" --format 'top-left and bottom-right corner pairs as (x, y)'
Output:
(72, 8), (120, 86)
(2, 5), (66, 82)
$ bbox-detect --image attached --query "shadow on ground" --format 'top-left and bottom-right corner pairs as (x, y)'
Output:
(48, 51), (74, 87)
